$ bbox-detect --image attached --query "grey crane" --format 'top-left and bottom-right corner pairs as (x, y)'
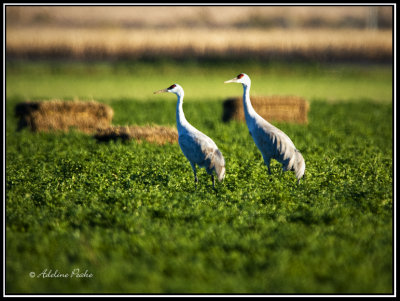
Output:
(154, 84), (225, 188)
(224, 73), (305, 184)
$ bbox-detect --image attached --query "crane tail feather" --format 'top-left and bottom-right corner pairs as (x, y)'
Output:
(217, 166), (226, 182)
(212, 149), (226, 182)
(294, 150), (306, 180)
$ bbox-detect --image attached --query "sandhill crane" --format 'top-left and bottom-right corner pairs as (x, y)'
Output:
(154, 84), (225, 189)
(224, 73), (305, 184)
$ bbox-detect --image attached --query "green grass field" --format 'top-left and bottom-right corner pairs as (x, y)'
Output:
(6, 59), (392, 103)
(5, 60), (393, 294)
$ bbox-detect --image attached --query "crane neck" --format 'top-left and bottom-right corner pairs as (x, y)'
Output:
(242, 83), (257, 122)
(176, 91), (190, 133)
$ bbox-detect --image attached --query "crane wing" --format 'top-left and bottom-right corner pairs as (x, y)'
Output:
(178, 130), (224, 177)
(252, 118), (305, 180)
(253, 118), (296, 161)
(178, 131), (213, 164)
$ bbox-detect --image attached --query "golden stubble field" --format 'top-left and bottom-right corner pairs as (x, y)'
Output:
(6, 27), (392, 61)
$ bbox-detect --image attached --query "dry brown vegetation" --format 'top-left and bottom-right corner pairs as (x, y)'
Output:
(5, 5), (393, 61)
(223, 96), (310, 124)
(6, 6), (392, 29)
(6, 27), (392, 61)
(94, 125), (178, 145)
(15, 99), (178, 145)
(15, 100), (114, 133)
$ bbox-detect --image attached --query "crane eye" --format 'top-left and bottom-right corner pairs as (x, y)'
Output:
(237, 74), (244, 79)
(168, 84), (177, 89)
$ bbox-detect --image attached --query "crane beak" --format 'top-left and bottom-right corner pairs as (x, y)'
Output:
(153, 88), (168, 94)
(224, 78), (238, 84)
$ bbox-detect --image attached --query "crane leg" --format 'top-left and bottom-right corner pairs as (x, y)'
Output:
(297, 175), (304, 185)
(211, 175), (215, 189)
(265, 159), (272, 175)
(190, 162), (198, 188)
(262, 155), (272, 175)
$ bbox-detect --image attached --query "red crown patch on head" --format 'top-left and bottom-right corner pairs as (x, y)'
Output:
(237, 74), (244, 79)
(168, 84), (177, 89)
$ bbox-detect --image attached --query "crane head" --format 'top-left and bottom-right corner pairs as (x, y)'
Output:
(224, 73), (251, 86)
(154, 84), (183, 95)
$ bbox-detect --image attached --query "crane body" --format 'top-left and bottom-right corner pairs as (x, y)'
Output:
(154, 84), (225, 188)
(225, 73), (305, 183)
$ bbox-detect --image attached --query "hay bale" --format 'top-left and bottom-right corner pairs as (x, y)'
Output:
(94, 125), (178, 145)
(15, 100), (114, 133)
(222, 95), (309, 124)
